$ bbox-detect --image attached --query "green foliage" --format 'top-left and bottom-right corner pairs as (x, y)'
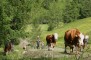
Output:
(11, 38), (20, 45)
(48, 22), (54, 31)
(0, 0), (31, 46)
(63, 0), (80, 23)
(79, 0), (91, 18)
(30, 19), (42, 40)
(48, 20), (59, 31)
(42, 0), (53, 10)
(10, 16), (22, 30)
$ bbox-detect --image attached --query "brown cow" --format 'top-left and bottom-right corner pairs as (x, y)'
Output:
(46, 33), (58, 51)
(4, 41), (13, 55)
(64, 29), (84, 54)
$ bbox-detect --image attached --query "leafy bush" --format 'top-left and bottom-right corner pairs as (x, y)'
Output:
(47, 22), (55, 31)
(11, 38), (20, 45)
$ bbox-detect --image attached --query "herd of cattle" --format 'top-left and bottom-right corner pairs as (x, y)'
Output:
(46, 28), (89, 54)
(3, 28), (89, 55)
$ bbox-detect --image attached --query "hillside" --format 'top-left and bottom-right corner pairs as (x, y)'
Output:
(39, 17), (91, 46)
(25, 17), (91, 46)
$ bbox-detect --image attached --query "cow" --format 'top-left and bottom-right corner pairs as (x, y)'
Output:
(46, 33), (58, 51)
(64, 29), (84, 54)
(83, 35), (89, 49)
(4, 41), (13, 55)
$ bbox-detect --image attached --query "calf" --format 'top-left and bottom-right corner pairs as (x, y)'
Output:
(46, 33), (58, 51)
(4, 41), (13, 55)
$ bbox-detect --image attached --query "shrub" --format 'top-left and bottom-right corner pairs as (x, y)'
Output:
(11, 38), (20, 45)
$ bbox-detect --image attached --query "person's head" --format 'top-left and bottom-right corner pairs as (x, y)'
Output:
(37, 36), (39, 38)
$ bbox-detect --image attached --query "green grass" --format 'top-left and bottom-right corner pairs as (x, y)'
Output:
(0, 45), (24, 60)
(41, 17), (91, 36)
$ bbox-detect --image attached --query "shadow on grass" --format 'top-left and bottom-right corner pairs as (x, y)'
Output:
(19, 57), (63, 60)
(0, 51), (6, 56)
(59, 51), (76, 55)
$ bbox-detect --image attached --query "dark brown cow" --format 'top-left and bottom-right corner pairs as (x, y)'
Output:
(46, 34), (58, 51)
(64, 29), (84, 54)
(4, 41), (13, 55)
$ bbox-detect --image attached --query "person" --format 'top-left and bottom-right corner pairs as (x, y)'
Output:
(36, 36), (40, 49)
(40, 41), (44, 49)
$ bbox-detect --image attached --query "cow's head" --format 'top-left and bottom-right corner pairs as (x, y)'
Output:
(84, 35), (89, 44)
(75, 33), (84, 46)
(78, 33), (84, 46)
(54, 33), (58, 40)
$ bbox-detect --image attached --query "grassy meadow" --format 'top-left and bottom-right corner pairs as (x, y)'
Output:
(0, 17), (91, 60)
(40, 17), (91, 47)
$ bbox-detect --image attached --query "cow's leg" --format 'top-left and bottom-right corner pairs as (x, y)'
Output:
(52, 43), (54, 48)
(75, 46), (80, 54)
(70, 46), (74, 54)
(53, 43), (56, 48)
(48, 43), (51, 51)
(70, 47), (72, 54)
(72, 46), (74, 53)
(50, 43), (53, 50)
(80, 45), (84, 52)
(64, 44), (67, 53)
(51, 43), (55, 48)
(83, 43), (86, 49)
(4, 48), (7, 55)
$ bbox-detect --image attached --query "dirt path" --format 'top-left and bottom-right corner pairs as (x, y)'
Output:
(18, 39), (91, 59)
(22, 46), (91, 60)
(23, 47), (76, 58)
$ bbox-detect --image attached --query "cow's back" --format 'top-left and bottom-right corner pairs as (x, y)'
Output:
(46, 35), (52, 44)
(64, 29), (80, 45)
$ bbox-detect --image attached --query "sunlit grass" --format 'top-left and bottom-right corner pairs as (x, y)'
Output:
(39, 17), (91, 46)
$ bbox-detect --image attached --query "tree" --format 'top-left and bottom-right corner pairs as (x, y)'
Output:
(0, 0), (31, 46)
(30, 19), (42, 40)
(79, 0), (91, 18)
(63, 0), (80, 23)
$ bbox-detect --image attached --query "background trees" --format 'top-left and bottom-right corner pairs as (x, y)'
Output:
(0, 0), (31, 46)
(79, 0), (91, 18)
(0, 0), (91, 46)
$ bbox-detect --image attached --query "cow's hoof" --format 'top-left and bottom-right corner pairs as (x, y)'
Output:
(70, 52), (74, 55)
(48, 48), (52, 51)
(64, 51), (67, 54)
(48, 49), (51, 51)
